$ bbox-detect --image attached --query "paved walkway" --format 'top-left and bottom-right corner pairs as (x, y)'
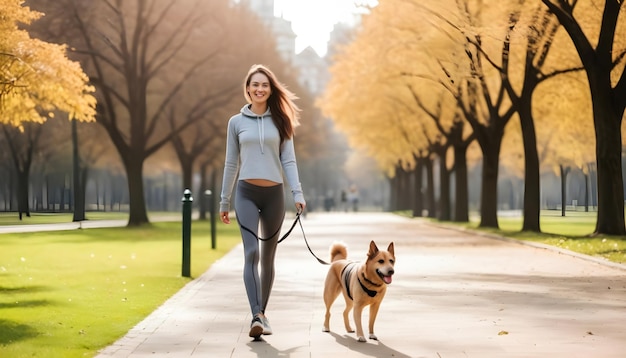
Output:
(0, 214), (183, 234)
(94, 212), (626, 358)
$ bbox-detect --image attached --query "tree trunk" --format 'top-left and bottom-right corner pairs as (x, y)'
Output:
(437, 150), (451, 221)
(198, 163), (208, 220)
(593, 98), (625, 234)
(425, 158), (436, 218)
(388, 174), (394, 211)
(399, 167), (411, 210)
(584, 172), (589, 213)
(519, 96), (541, 231)
(390, 164), (401, 211)
(412, 159), (424, 217)
(72, 119), (86, 222)
(125, 156), (149, 226)
(453, 145), (469, 222)
(16, 169), (30, 220)
(80, 167), (89, 215)
(479, 147), (500, 228)
(560, 165), (570, 217)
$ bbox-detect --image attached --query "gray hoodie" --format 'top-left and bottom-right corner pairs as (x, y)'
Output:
(219, 104), (305, 212)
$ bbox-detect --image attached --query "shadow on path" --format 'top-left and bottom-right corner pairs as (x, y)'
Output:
(328, 331), (413, 358)
(246, 337), (304, 357)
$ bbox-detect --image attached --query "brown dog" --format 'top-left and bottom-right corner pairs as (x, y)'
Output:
(322, 240), (395, 342)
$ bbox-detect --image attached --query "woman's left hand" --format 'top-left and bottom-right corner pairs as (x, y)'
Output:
(295, 202), (305, 215)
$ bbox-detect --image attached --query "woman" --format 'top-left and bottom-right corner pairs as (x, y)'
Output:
(219, 64), (306, 339)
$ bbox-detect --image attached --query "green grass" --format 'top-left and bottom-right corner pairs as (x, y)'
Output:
(0, 220), (240, 358)
(396, 209), (626, 264)
(0, 212), (169, 225)
(467, 210), (626, 264)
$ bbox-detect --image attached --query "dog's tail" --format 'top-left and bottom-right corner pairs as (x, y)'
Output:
(329, 241), (348, 262)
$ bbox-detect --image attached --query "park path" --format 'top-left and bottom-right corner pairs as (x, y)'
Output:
(0, 213), (183, 234)
(80, 211), (626, 357)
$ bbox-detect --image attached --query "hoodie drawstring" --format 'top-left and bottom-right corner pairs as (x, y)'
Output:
(257, 115), (265, 154)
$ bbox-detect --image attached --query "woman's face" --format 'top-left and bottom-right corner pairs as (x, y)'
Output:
(247, 72), (271, 105)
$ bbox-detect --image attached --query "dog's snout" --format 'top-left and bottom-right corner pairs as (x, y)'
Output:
(388, 269), (395, 276)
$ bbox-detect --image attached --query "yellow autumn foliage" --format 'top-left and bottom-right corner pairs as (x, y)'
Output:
(322, 0), (624, 178)
(0, 0), (96, 128)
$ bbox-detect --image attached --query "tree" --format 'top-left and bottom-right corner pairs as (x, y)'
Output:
(502, 5), (565, 232)
(62, 0), (241, 226)
(435, 0), (522, 228)
(321, 0), (440, 213)
(26, 0), (122, 221)
(1, 0), (95, 219)
(541, 0), (626, 235)
(0, 0), (95, 128)
(1, 122), (40, 219)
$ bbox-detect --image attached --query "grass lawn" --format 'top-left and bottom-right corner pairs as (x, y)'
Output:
(396, 209), (626, 264)
(0, 212), (166, 225)
(465, 210), (626, 264)
(0, 219), (240, 358)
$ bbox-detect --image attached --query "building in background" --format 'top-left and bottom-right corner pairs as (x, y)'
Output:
(241, 0), (340, 95)
(326, 22), (354, 60)
(293, 46), (328, 95)
(241, 0), (297, 66)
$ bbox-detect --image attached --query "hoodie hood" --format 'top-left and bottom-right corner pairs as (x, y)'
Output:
(241, 104), (271, 154)
(241, 104), (270, 118)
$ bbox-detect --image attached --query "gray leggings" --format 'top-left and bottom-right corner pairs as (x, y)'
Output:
(235, 180), (285, 316)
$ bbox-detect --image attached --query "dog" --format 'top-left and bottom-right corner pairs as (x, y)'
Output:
(322, 240), (395, 342)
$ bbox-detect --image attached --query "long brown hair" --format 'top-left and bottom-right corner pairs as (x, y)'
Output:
(244, 64), (300, 143)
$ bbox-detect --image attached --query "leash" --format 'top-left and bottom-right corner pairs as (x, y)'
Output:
(292, 213), (330, 265)
(239, 212), (330, 265)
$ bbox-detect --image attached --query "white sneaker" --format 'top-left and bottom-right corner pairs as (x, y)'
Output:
(249, 315), (263, 338)
(261, 315), (273, 335)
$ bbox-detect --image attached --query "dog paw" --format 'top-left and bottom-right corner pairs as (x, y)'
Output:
(369, 334), (378, 340)
(357, 336), (367, 342)
(322, 327), (330, 333)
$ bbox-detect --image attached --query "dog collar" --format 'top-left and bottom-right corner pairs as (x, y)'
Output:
(361, 272), (383, 287)
(357, 276), (378, 298)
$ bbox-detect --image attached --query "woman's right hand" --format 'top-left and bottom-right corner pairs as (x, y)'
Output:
(220, 211), (230, 224)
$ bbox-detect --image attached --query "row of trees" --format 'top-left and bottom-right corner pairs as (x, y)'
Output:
(1, 0), (335, 225)
(322, 0), (626, 235)
(1, 0), (97, 219)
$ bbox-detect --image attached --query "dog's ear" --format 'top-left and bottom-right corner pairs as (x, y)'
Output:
(368, 240), (379, 258)
(387, 242), (395, 257)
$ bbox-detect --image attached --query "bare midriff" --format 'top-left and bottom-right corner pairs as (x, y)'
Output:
(244, 179), (280, 187)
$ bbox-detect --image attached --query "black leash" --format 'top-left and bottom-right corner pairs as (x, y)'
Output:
(239, 212), (330, 265)
(292, 213), (330, 265)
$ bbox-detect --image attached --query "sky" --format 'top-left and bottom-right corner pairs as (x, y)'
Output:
(273, 0), (377, 56)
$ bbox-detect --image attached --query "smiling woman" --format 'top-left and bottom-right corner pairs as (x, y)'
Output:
(219, 64), (306, 339)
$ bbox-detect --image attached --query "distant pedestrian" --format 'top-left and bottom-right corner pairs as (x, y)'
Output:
(219, 64), (306, 339)
(340, 190), (347, 212)
(348, 184), (359, 212)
